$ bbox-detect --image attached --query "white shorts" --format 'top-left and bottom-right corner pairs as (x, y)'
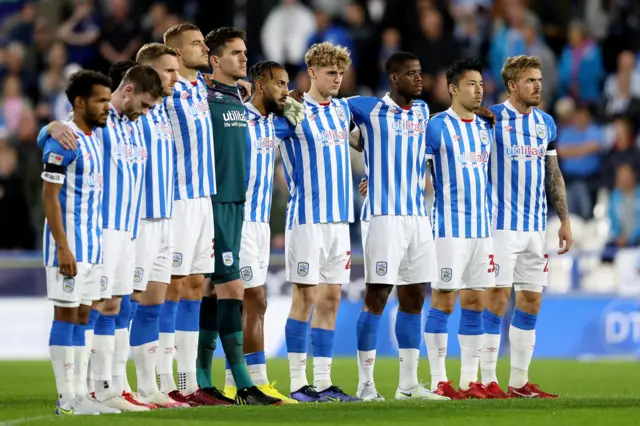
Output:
(493, 230), (548, 291)
(101, 229), (135, 297)
(46, 263), (102, 307)
(133, 218), (173, 291)
(363, 215), (437, 285)
(433, 237), (495, 291)
(239, 221), (270, 289)
(285, 222), (351, 285)
(172, 197), (215, 276)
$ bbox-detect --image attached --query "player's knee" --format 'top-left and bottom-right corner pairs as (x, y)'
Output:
(364, 284), (391, 315)
(485, 287), (510, 315)
(460, 289), (484, 311)
(515, 288), (542, 314)
(397, 284), (426, 314)
(431, 290), (456, 314)
(316, 288), (341, 314)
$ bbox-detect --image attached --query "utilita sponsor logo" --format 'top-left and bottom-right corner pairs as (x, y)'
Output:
(506, 144), (546, 159)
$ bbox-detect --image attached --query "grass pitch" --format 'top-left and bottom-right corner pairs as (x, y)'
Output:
(0, 358), (638, 425)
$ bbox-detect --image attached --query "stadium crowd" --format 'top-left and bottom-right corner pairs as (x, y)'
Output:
(0, 0), (639, 261)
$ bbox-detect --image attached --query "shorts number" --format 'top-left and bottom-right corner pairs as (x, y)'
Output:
(488, 254), (495, 273)
(211, 238), (215, 259)
(345, 251), (351, 270)
(543, 254), (549, 272)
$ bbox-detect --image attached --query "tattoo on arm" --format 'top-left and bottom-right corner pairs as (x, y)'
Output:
(545, 155), (569, 221)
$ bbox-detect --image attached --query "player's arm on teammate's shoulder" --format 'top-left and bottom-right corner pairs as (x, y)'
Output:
(41, 138), (78, 276)
(475, 106), (496, 127)
(545, 147), (573, 254)
(349, 125), (363, 152)
(37, 121), (77, 150)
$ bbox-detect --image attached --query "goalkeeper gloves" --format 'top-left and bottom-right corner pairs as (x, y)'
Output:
(283, 97), (305, 126)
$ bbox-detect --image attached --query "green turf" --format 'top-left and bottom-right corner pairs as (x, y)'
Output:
(1, 358), (639, 425)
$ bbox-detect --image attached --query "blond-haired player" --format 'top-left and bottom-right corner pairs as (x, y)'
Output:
(479, 55), (573, 398)
(278, 42), (359, 402)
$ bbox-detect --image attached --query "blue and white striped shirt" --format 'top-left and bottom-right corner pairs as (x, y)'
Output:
(165, 73), (216, 201)
(138, 103), (174, 220)
(490, 101), (557, 232)
(94, 104), (138, 232)
(427, 108), (492, 239)
(42, 121), (104, 266)
(243, 103), (292, 223)
(349, 94), (430, 219)
(130, 119), (148, 239)
(279, 93), (354, 228)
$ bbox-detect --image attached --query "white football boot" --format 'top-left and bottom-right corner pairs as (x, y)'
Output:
(356, 382), (385, 401)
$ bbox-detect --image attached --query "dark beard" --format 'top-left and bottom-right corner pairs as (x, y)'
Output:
(265, 95), (284, 116)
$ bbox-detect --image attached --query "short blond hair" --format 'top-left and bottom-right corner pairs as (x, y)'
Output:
(163, 23), (200, 47)
(501, 55), (542, 92)
(304, 42), (352, 71)
(136, 43), (177, 65)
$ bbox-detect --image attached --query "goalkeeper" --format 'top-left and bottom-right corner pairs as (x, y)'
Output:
(197, 27), (304, 405)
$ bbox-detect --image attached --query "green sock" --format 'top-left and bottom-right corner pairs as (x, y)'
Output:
(218, 299), (253, 389)
(196, 296), (218, 389)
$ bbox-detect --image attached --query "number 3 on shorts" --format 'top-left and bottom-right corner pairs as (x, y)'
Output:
(488, 254), (495, 273)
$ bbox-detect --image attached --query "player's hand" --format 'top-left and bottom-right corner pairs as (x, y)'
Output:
(289, 89), (304, 103)
(49, 121), (77, 150)
(475, 106), (496, 127)
(358, 178), (368, 197)
(202, 73), (216, 88)
(557, 220), (573, 255)
(283, 97), (305, 125)
(237, 79), (251, 101)
(58, 246), (77, 277)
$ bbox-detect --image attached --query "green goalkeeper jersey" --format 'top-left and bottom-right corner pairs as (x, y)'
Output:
(208, 80), (247, 203)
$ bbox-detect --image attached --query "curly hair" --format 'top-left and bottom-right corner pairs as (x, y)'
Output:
(501, 55), (542, 92)
(304, 42), (352, 71)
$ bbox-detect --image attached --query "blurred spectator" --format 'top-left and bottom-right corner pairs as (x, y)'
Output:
(306, 8), (355, 59)
(601, 116), (640, 190)
(57, 0), (101, 68)
(410, 8), (461, 94)
(6, 1), (37, 46)
(1, 75), (36, 145)
(556, 105), (604, 219)
(261, 0), (316, 74)
(343, 1), (376, 92)
(602, 50), (640, 124)
(97, 0), (142, 72)
(427, 70), (451, 114)
(0, 143), (36, 250)
(520, 12), (557, 102)
(141, 2), (174, 44)
(489, 1), (530, 83)
(602, 164), (640, 262)
(36, 42), (72, 123)
(0, 41), (37, 101)
(557, 21), (604, 104)
(377, 28), (401, 96)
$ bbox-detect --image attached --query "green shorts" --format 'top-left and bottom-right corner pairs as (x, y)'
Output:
(208, 202), (244, 284)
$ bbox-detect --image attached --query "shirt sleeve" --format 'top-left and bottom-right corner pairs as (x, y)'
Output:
(273, 116), (296, 141)
(546, 115), (558, 156)
(36, 125), (50, 149)
(425, 118), (441, 160)
(41, 137), (77, 184)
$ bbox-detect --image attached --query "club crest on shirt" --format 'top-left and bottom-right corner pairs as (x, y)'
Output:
(440, 268), (452, 282)
(133, 267), (144, 283)
(413, 106), (424, 120)
(100, 276), (108, 292)
(535, 123), (547, 139)
(336, 105), (346, 121)
(479, 129), (489, 145)
(376, 261), (388, 276)
(240, 267), (253, 282)
(297, 262), (309, 277)
(222, 251), (234, 266)
(172, 253), (183, 267)
(63, 277), (75, 293)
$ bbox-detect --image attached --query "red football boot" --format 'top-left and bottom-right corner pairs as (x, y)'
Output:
(508, 383), (559, 399)
(434, 381), (466, 400)
(485, 382), (510, 399)
(458, 382), (492, 399)
(186, 388), (234, 406)
(169, 390), (200, 407)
